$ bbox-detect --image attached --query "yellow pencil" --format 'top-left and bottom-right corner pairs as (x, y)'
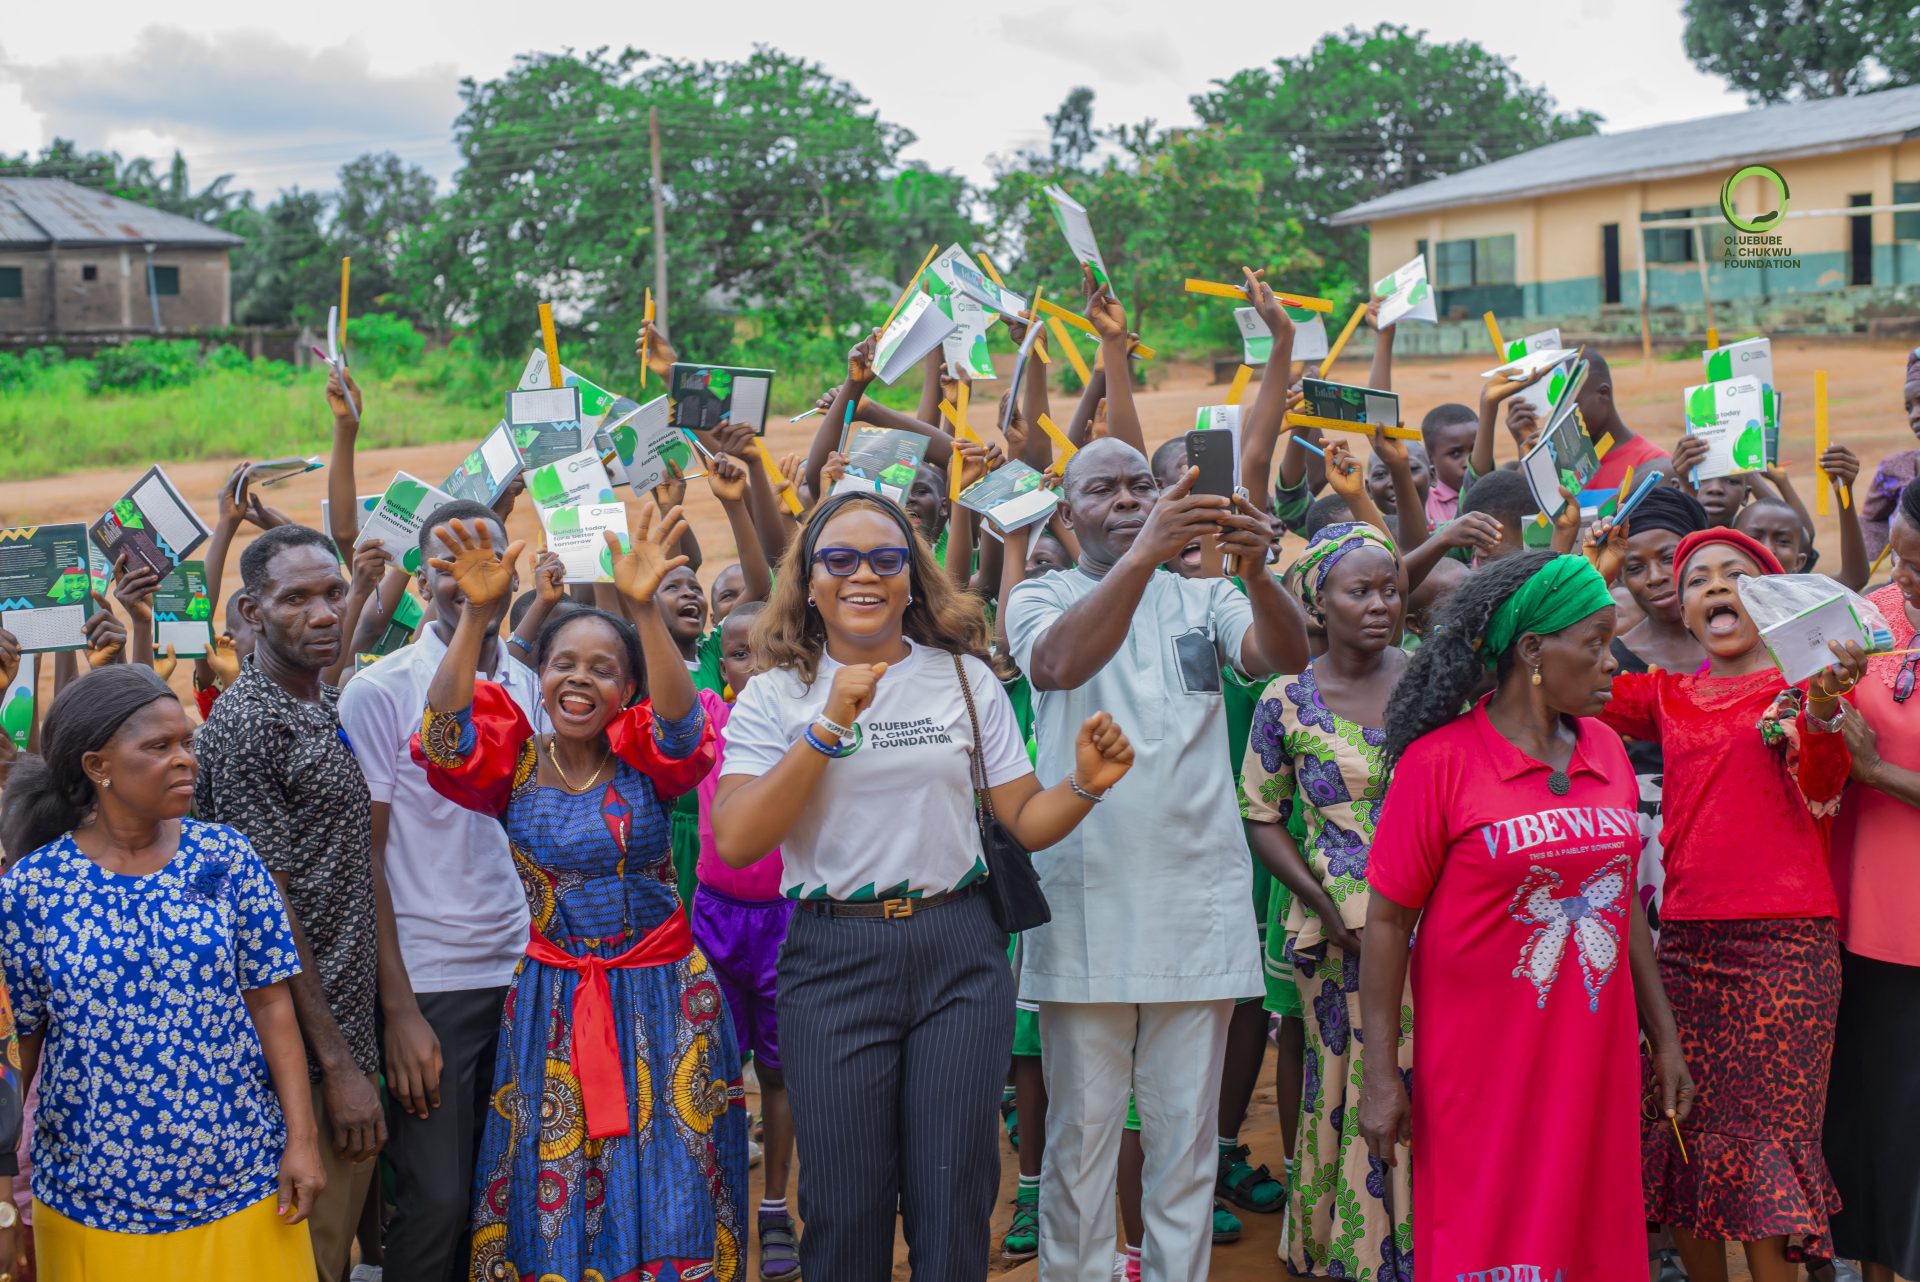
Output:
(539, 304), (562, 389)
(1483, 310), (1504, 357)
(339, 257), (351, 357)
(1670, 1115), (1689, 1164)
(1226, 364), (1254, 407)
(639, 288), (654, 391)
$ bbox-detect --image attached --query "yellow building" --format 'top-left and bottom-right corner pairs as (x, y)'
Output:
(1333, 86), (1920, 321)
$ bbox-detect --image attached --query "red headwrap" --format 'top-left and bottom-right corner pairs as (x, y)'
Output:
(1674, 527), (1785, 579)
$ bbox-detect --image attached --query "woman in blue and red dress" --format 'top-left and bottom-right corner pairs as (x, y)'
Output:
(412, 510), (747, 1282)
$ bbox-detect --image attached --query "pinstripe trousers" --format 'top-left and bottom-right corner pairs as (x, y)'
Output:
(778, 890), (1016, 1281)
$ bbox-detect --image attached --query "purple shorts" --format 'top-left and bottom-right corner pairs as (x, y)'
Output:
(692, 886), (796, 1071)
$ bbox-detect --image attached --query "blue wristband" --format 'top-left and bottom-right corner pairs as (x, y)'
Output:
(804, 723), (861, 758)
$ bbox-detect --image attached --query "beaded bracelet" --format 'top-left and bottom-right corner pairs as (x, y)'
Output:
(1068, 773), (1107, 803)
(804, 723), (862, 758)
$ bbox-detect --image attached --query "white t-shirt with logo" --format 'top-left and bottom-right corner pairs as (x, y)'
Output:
(721, 638), (1031, 901)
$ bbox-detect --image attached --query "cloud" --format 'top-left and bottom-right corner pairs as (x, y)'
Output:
(2, 26), (460, 190)
(996, 3), (1184, 85)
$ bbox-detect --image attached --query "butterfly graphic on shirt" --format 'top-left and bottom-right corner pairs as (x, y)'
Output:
(1507, 854), (1630, 1012)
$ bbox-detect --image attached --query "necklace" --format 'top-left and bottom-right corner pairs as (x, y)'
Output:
(544, 735), (611, 793)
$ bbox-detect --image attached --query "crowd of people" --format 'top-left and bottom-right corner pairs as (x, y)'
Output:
(0, 268), (1915, 1282)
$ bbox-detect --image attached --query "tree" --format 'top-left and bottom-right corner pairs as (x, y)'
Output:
(228, 191), (334, 327)
(1191, 25), (1601, 286)
(0, 139), (244, 225)
(411, 45), (969, 379)
(1047, 88), (1098, 170)
(1681, 0), (1920, 102)
(333, 152), (437, 317)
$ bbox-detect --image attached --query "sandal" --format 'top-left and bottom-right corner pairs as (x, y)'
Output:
(759, 1210), (802, 1280)
(1217, 1143), (1286, 1213)
(1211, 1197), (1242, 1245)
(1001, 1094), (1020, 1152)
(1003, 1194), (1039, 1261)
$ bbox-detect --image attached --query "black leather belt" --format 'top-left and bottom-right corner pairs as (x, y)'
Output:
(797, 882), (982, 919)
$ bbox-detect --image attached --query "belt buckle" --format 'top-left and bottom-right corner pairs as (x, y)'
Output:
(881, 897), (914, 920)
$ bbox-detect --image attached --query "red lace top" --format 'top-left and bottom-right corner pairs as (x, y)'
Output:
(1601, 669), (1848, 920)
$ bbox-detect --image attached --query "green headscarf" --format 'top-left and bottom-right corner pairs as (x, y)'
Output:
(1482, 554), (1616, 670)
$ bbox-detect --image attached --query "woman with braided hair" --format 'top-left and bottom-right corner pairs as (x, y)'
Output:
(1357, 550), (1692, 1282)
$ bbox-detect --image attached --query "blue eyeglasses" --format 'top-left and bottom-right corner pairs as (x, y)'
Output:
(812, 546), (911, 577)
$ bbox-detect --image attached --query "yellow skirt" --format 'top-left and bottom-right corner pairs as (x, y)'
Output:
(34, 1193), (315, 1282)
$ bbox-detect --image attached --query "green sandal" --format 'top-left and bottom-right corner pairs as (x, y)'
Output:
(1003, 1194), (1039, 1260)
(1217, 1143), (1286, 1213)
(1001, 1095), (1020, 1152)
(759, 1210), (802, 1280)
(1211, 1197), (1242, 1245)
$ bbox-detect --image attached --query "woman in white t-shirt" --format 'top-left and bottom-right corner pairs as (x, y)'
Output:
(713, 490), (1134, 1280)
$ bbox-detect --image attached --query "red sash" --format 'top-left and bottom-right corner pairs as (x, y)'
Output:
(523, 912), (693, 1139)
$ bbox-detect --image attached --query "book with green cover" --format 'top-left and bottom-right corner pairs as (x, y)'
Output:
(929, 244), (1028, 320)
(1236, 306), (1326, 365)
(152, 560), (213, 657)
(668, 364), (775, 434)
(1684, 377), (1770, 481)
(599, 395), (702, 493)
(839, 426), (930, 503)
(1371, 255), (1437, 327)
(89, 465), (211, 579)
(872, 292), (961, 385)
(0, 524), (96, 653)
(1298, 378), (1400, 428)
(506, 386), (585, 470)
(1045, 185), (1109, 286)
(368, 591), (426, 657)
(443, 420), (526, 507)
(355, 472), (457, 575)
(544, 502), (629, 584)
(527, 450), (618, 513)
(958, 460), (1057, 533)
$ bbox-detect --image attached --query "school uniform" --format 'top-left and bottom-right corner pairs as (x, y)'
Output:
(1005, 569), (1263, 1282)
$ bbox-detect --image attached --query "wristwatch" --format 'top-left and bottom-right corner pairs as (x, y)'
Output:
(0, 1197), (19, 1227)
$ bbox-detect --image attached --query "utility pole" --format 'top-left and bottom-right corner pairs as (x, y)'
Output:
(649, 105), (669, 338)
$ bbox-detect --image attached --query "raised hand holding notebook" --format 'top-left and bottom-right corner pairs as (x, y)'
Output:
(0, 524), (96, 652)
(1045, 185), (1109, 286)
(89, 466), (211, 578)
(356, 472), (457, 574)
(871, 292), (960, 385)
(1237, 305), (1327, 365)
(151, 561), (213, 657)
(1684, 377), (1771, 481)
(957, 460), (1058, 533)
(507, 385), (585, 470)
(668, 364), (774, 434)
(442, 420), (526, 507)
(526, 450), (618, 513)
(837, 426), (930, 503)
(1371, 255), (1437, 327)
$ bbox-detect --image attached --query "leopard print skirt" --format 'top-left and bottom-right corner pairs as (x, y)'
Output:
(1643, 917), (1842, 1257)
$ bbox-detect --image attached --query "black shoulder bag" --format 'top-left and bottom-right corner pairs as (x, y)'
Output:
(953, 653), (1051, 933)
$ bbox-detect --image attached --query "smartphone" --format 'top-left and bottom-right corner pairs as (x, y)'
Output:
(1184, 429), (1236, 498)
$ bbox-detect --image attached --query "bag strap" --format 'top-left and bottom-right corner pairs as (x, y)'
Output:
(951, 652), (998, 823)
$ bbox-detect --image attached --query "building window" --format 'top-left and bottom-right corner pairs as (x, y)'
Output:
(1642, 207), (1721, 264)
(0, 267), (21, 300)
(81, 264), (97, 282)
(1431, 235), (1517, 288)
(151, 265), (180, 296)
(1896, 182), (1920, 241)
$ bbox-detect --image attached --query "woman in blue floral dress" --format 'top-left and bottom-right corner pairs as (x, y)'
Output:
(1239, 524), (1414, 1280)
(412, 512), (747, 1282)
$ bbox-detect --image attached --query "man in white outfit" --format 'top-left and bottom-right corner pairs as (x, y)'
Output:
(1006, 440), (1309, 1282)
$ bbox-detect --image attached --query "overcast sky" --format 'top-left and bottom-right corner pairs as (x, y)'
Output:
(0, 0), (1749, 201)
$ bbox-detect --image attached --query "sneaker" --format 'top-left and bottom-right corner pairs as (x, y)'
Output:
(1004, 1191), (1039, 1261)
(1217, 1142), (1286, 1213)
(348, 1269), (383, 1282)
(1110, 1254), (1127, 1280)
(1126, 1254), (1141, 1282)
(1211, 1196), (1242, 1245)
(759, 1209), (802, 1280)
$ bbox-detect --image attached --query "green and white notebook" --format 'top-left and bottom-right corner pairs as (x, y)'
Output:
(0, 524), (95, 653)
(4, 654), (33, 750)
(1702, 337), (1779, 461)
(1236, 306), (1327, 365)
(1683, 377), (1770, 481)
(668, 364), (775, 434)
(599, 395), (701, 493)
(244, 456), (324, 489)
(151, 560), (214, 657)
(1044, 185), (1109, 286)
(930, 245), (1028, 320)
(518, 351), (639, 434)
(1520, 401), (1601, 517)
(957, 461), (1058, 533)
(1371, 255), (1437, 327)
(527, 449), (618, 513)
(368, 591), (426, 657)
(443, 420), (525, 507)
(1502, 328), (1572, 423)
(544, 503), (630, 584)
(872, 292), (960, 385)
(1298, 378), (1401, 428)
(356, 472), (457, 575)
(506, 386), (585, 470)
(941, 293), (997, 381)
(839, 426), (930, 503)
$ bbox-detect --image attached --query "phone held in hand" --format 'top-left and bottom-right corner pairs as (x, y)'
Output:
(1184, 429), (1236, 499)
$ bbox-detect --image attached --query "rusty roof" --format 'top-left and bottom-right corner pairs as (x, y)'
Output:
(0, 178), (242, 250)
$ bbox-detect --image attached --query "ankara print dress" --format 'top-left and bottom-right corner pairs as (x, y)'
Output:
(416, 682), (748, 1282)
(1241, 665), (1413, 1280)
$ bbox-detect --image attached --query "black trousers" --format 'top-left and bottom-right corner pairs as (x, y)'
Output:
(778, 891), (1015, 1281)
(381, 985), (509, 1282)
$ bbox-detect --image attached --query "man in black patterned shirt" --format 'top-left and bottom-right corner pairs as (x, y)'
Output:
(194, 524), (390, 1282)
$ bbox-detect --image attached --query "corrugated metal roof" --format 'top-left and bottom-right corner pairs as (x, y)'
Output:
(0, 177), (242, 249)
(1331, 84), (1920, 226)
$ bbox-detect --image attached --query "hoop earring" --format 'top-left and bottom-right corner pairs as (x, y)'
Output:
(906, 593), (914, 606)
(1531, 664), (1542, 686)
(806, 596), (816, 608)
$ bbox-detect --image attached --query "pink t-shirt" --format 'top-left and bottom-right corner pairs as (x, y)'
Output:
(694, 689), (786, 900)
(1369, 700), (1644, 1282)
(1833, 585), (1920, 964)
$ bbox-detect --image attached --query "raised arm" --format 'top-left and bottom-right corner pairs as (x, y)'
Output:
(1065, 364), (1107, 447)
(324, 366), (363, 560)
(1085, 270), (1144, 454)
(806, 333), (876, 500)
(852, 398), (957, 467)
(1816, 445), (1868, 588)
(1372, 427), (1430, 556)
(705, 447), (773, 606)
(1322, 441), (1393, 543)
(1365, 298), (1394, 392)
(1238, 269), (1298, 515)
(609, 503), (698, 723)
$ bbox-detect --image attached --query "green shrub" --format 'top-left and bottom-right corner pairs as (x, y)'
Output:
(88, 339), (205, 393)
(344, 313), (426, 376)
